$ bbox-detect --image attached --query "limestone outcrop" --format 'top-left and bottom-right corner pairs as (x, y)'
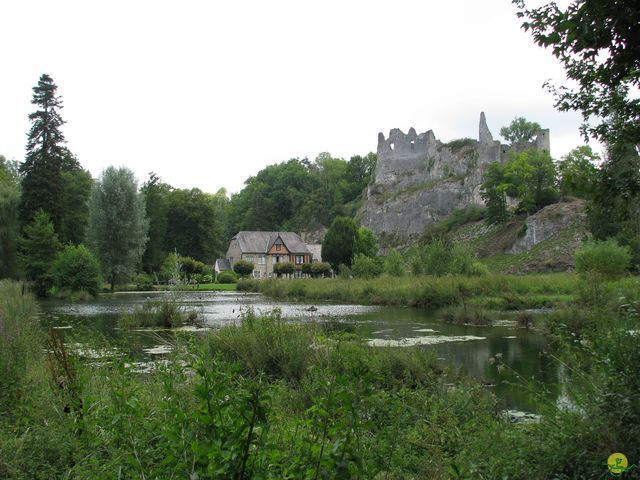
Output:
(358, 113), (550, 247)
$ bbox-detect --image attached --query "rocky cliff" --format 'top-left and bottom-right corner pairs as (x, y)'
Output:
(358, 113), (550, 247)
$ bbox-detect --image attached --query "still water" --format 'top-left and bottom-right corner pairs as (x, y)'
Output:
(39, 291), (560, 413)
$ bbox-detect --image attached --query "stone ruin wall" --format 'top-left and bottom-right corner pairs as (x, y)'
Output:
(359, 112), (550, 247)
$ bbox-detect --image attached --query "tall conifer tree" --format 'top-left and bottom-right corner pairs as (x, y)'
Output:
(20, 74), (67, 231)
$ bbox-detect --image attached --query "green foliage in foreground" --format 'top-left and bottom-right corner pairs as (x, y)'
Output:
(1, 280), (640, 478)
(0, 280), (41, 417)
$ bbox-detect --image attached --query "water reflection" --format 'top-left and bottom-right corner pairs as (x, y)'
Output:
(39, 291), (560, 412)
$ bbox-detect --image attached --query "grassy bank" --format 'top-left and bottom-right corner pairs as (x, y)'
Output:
(237, 273), (579, 309)
(1, 280), (639, 478)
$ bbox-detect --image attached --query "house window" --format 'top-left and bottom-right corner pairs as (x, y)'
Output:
(245, 256), (253, 262)
(258, 255), (266, 265)
(296, 255), (304, 264)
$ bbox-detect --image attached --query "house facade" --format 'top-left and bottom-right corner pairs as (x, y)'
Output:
(225, 231), (313, 278)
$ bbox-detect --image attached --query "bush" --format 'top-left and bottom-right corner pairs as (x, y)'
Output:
(133, 272), (154, 291)
(384, 249), (405, 277)
(301, 263), (313, 275)
(233, 260), (255, 278)
(180, 256), (209, 282)
(217, 271), (238, 284)
(273, 261), (295, 277)
(574, 239), (631, 279)
(310, 262), (332, 278)
(351, 254), (383, 279)
(51, 244), (101, 296)
(423, 239), (451, 276)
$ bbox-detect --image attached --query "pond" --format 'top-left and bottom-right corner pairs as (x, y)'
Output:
(39, 291), (561, 413)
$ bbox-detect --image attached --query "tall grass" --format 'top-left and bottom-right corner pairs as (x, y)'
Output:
(118, 297), (200, 329)
(0, 281), (41, 415)
(238, 273), (579, 308)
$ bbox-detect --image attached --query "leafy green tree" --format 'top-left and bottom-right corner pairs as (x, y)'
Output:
(504, 149), (558, 213)
(0, 156), (20, 278)
(233, 260), (254, 278)
(180, 256), (209, 283)
(481, 162), (509, 224)
(140, 172), (172, 273)
(58, 153), (93, 245)
(301, 263), (313, 276)
(87, 167), (149, 291)
(141, 173), (171, 273)
(51, 244), (101, 295)
(588, 141), (640, 270)
(344, 153), (376, 201)
(354, 227), (378, 258)
(499, 117), (542, 144)
(20, 74), (67, 231)
(165, 188), (226, 264)
(19, 210), (61, 296)
(558, 146), (599, 199)
(513, 0), (639, 146)
(321, 216), (358, 270)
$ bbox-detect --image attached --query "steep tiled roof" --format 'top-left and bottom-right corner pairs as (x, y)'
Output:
(215, 258), (231, 271)
(233, 231), (310, 254)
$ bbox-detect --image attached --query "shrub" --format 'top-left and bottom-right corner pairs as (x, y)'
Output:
(351, 254), (383, 279)
(384, 249), (405, 277)
(133, 272), (154, 291)
(301, 263), (313, 275)
(423, 239), (452, 276)
(574, 239), (631, 279)
(180, 256), (209, 282)
(51, 244), (101, 296)
(310, 262), (332, 278)
(233, 260), (255, 278)
(273, 261), (295, 277)
(217, 271), (238, 284)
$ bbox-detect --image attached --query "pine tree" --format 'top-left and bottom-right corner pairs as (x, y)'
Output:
(20, 74), (67, 231)
(20, 209), (61, 296)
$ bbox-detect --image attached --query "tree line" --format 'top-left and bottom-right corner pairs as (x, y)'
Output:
(0, 74), (377, 295)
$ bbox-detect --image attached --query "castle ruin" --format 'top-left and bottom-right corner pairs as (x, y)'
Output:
(358, 113), (550, 247)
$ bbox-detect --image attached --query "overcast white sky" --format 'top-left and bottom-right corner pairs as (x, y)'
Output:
(0, 0), (592, 195)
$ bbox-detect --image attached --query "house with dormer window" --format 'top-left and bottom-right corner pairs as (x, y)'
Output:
(224, 231), (313, 278)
